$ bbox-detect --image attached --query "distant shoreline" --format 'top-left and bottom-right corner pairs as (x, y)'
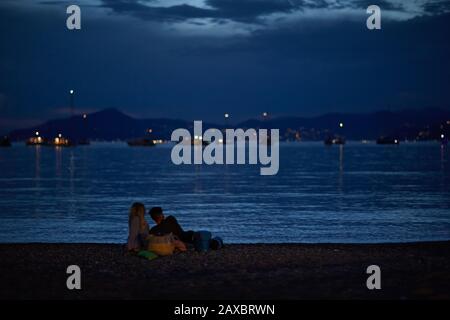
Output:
(1, 241), (449, 299)
(6, 107), (450, 142)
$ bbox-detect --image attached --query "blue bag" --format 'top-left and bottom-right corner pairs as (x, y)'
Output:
(193, 231), (212, 252)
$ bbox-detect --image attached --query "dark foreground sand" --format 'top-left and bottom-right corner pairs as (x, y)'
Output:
(1, 242), (449, 300)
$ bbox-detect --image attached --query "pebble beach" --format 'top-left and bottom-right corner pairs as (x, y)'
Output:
(1, 242), (449, 300)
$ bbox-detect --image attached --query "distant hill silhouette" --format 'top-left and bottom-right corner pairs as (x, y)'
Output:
(238, 108), (450, 141)
(9, 108), (198, 141)
(8, 107), (450, 141)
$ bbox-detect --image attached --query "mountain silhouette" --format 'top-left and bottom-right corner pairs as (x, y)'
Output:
(7, 107), (450, 141)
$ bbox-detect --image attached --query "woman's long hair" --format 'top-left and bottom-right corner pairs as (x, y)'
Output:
(129, 202), (147, 232)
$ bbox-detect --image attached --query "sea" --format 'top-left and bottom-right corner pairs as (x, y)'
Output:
(0, 141), (449, 243)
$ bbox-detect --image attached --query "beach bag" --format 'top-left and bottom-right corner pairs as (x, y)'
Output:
(148, 233), (175, 256)
(210, 237), (224, 250)
(173, 239), (187, 252)
(193, 231), (212, 253)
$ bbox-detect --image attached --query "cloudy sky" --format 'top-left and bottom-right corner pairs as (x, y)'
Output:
(0, 0), (449, 130)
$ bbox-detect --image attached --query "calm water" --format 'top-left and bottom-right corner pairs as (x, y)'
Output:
(0, 142), (449, 243)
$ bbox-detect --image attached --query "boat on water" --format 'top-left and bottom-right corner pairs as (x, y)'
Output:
(376, 136), (400, 145)
(26, 135), (47, 146)
(127, 138), (156, 147)
(324, 136), (346, 145)
(51, 135), (74, 147)
(0, 136), (12, 147)
(26, 133), (74, 147)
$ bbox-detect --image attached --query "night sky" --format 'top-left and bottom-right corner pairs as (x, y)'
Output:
(1, 0), (450, 131)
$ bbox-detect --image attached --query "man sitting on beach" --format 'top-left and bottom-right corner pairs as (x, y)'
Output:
(148, 207), (194, 244)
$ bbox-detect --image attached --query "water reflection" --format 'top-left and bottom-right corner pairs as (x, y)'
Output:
(69, 150), (76, 216)
(338, 145), (344, 192)
(34, 145), (41, 181)
(55, 147), (62, 177)
(34, 146), (41, 208)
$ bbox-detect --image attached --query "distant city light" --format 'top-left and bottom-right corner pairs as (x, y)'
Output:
(148, 129), (153, 133)
(70, 90), (74, 95)
(83, 114), (87, 119)
(224, 113), (229, 118)
(395, 139), (398, 144)
(339, 122), (344, 128)
(58, 133), (62, 138)
(35, 131), (39, 136)
(263, 112), (268, 117)
(442, 134), (445, 139)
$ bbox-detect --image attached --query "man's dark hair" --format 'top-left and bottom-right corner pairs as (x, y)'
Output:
(149, 207), (163, 220)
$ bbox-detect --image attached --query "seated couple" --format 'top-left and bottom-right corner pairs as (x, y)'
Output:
(127, 202), (195, 253)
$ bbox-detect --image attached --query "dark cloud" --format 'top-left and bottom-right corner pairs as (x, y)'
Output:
(352, 0), (405, 11)
(205, 0), (293, 21)
(100, 0), (214, 22)
(423, 0), (450, 14)
(98, 0), (310, 23)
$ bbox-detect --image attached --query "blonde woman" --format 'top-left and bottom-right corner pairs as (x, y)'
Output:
(127, 202), (150, 252)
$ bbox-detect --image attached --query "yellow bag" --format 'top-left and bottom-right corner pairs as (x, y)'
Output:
(148, 233), (175, 256)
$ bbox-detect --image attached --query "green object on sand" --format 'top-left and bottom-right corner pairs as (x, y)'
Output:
(137, 250), (158, 260)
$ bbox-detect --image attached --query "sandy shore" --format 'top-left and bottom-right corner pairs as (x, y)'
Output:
(1, 242), (449, 300)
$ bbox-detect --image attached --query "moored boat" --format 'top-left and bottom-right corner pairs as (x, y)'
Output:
(50, 134), (74, 147)
(324, 136), (346, 145)
(26, 135), (47, 146)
